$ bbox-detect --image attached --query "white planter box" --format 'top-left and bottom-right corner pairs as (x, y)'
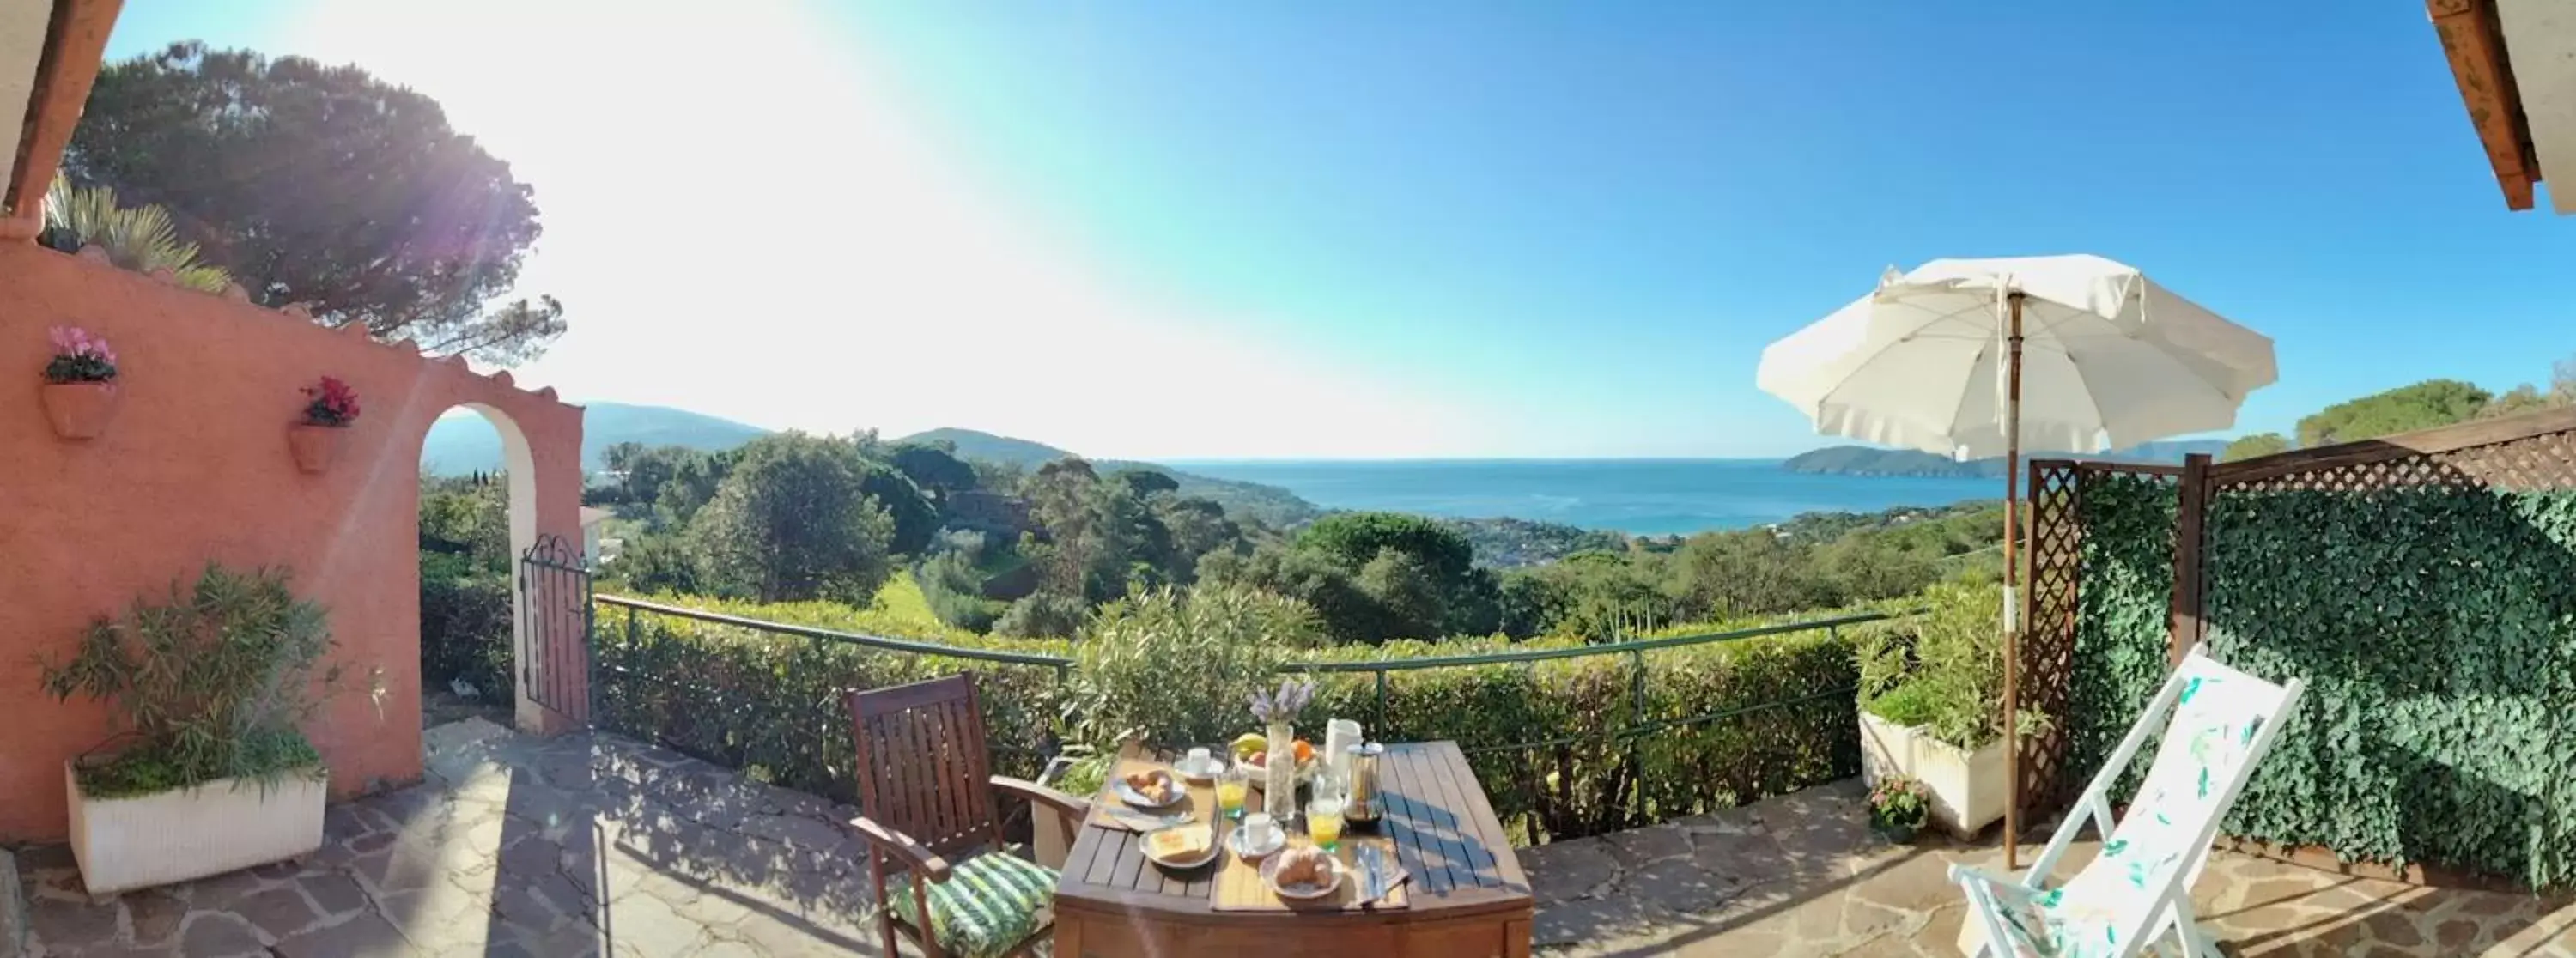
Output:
(1857, 710), (2007, 840)
(66, 761), (326, 894)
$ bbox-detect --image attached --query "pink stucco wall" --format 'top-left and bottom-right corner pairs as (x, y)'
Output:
(0, 241), (585, 842)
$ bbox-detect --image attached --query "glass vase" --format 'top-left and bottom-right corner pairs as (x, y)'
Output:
(1265, 719), (1297, 819)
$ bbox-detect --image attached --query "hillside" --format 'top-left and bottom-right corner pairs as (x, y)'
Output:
(895, 427), (1072, 467)
(895, 428), (1326, 528)
(1783, 439), (2229, 477)
(422, 402), (769, 474)
(1449, 517), (1629, 567)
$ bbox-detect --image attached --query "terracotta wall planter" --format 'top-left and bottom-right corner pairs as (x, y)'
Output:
(39, 381), (119, 440)
(286, 423), (348, 473)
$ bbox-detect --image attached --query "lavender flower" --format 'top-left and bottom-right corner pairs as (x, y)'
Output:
(1249, 676), (1316, 725)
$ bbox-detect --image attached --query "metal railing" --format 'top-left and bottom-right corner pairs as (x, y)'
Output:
(592, 594), (1911, 839)
(1282, 609), (1899, 754)
(593, 592), (1902, 752)
(595, 592), (1077, 676)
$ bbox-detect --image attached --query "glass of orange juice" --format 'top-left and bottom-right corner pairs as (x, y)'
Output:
(1307, 793), (1346, 852)
(1216, 762), (1249, 821)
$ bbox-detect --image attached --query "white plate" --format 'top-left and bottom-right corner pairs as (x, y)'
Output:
(1112, 771), (1186, 809)
(1142, 826), (1221, 870)
(1225, 822), (1287, 860)
(1261, 853), (1343, 900)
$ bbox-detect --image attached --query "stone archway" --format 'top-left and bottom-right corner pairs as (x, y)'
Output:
(422, 402), (591, 739)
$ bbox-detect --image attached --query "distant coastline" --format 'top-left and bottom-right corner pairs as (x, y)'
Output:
(1778, 440), (2229, 478)
(1168, 458), (2002, 537)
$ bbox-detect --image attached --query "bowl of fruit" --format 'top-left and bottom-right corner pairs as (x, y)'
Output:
(1231, 732), (1320, 784)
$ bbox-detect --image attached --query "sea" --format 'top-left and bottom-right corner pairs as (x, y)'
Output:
(1163, 459), (2004, 537)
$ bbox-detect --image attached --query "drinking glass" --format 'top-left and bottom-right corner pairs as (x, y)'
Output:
(1307, 793), (1346, 853)
(1216, 762), (1249, 822)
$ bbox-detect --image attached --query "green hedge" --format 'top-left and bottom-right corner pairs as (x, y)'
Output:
(593, 593), (1867, 844)
(422, 553), (514, 704)
(2201, 489), (2576, 888)
(592, 596), (1072, 803)
(2060, 473), (2178, 803)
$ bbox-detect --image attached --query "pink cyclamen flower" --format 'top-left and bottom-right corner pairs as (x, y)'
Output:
(48, 326), (112, 361)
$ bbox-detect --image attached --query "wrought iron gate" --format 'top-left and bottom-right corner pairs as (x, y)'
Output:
(519, 534), (593, 725)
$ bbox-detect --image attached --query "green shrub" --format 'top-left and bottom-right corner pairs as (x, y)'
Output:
(1066, 585), (1321, 749)
(40, 565), (342, 797)
(594, 587), (1868, 844)
(421, 552), (514, 702)
(915, 552), (1006, 632)
(592, 592), (1072, 803)
(993, 592), (1088, 639)
(1854, 580), (2005, 749)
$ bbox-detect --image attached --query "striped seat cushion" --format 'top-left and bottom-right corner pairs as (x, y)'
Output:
(889, 850), (1057, 958)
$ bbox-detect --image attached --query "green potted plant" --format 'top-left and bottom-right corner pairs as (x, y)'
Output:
(288, 375), (360, 473)
(1868, 776), (1931, 843)
(1853, 580), (2016, 839)
(39, 325), (120, 440)
(40, 565), (343, 894)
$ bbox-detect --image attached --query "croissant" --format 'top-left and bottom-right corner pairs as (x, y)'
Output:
(1274, 847), (1333, 886)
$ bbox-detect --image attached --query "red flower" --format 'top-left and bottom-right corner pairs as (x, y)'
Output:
(302, 376), (361, 427)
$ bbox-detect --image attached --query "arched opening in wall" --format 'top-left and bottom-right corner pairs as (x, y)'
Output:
(416, 404), (541, 737)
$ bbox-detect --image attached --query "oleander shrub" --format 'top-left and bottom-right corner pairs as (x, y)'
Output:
(39, 565), (340, 797)
(1854, 580), (2007, 749)
(1065, 585), (1323, 750)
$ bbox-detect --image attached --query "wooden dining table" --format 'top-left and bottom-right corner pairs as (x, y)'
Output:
(1053, 740), (1534, 958)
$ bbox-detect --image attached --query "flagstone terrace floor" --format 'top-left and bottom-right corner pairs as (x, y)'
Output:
(9, 721), (2575, 956)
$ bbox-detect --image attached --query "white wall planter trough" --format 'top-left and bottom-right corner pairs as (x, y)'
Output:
(1857, 710), (2007, 840)
(65, 761), (327, 895)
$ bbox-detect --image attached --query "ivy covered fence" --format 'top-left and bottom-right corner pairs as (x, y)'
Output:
(2036, 408), (2576, 888)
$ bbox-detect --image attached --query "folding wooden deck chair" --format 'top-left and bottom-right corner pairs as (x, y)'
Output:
(1952, 644), (2306, 958)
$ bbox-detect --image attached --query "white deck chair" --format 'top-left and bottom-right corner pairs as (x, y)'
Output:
(1952, 644), (2306, 958)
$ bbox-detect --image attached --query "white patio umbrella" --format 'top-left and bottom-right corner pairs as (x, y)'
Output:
(1756, 253), (2275, 861)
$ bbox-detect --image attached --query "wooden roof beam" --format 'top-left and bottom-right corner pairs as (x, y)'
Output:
(2430, 0), (2538, 210)
(1, 0), (123, 240)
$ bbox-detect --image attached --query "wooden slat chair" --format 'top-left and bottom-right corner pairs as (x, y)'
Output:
(847, 674), (1090, 958)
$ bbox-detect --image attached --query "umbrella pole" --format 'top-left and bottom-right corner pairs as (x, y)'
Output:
(2002, 290), (2027, 870)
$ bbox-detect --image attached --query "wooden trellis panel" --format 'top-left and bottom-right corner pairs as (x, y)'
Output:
(2014, 460), (2084, 822)
(2208, 409), (2576, 494)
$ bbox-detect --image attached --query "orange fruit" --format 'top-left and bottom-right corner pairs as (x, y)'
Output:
(1292, 740), (1315, 764)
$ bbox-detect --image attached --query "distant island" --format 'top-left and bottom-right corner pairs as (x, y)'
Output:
(1782, 440), (2228, 478)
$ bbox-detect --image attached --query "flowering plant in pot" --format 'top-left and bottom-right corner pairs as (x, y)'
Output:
(288, 375), (360, 473)
(1868, 776), (1931, 843)
(39, 565), (343, 893)
(39, 325), (120, 440)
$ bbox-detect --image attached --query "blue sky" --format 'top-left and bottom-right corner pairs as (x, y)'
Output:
(103, 1), (2574, 458)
